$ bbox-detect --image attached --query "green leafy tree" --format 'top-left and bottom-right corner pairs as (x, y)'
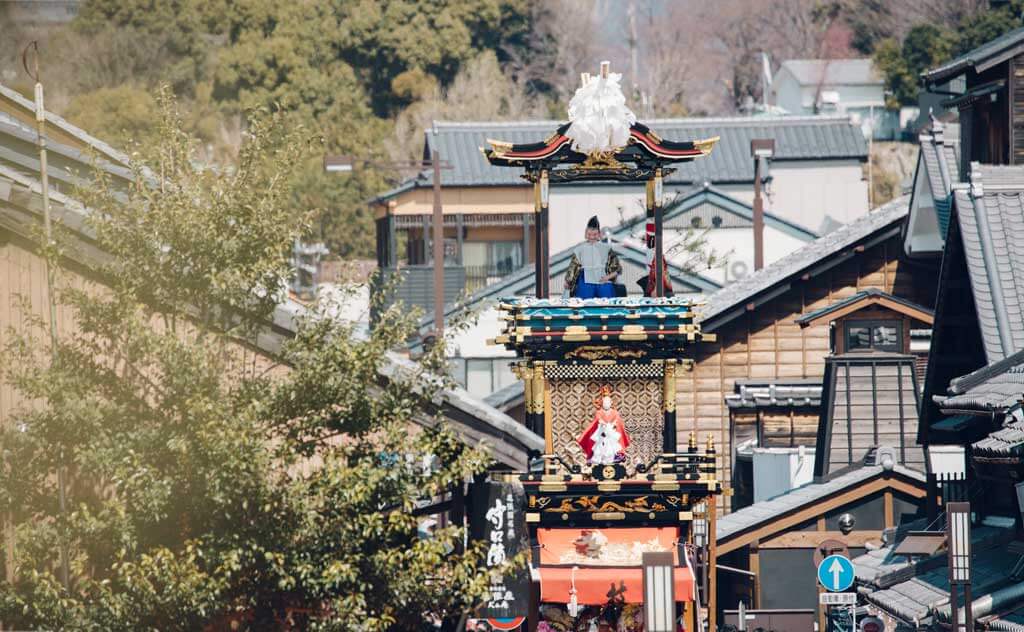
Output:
(0, 94), (496, 630)
(955, 0), (1024, 55)
(63, 85), (161, 148)
(873, 24), (955, 106)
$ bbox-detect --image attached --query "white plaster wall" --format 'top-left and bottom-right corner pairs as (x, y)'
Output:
(667, 225), (810, 286)
(776, 78), (883, 114)
(544, 161), (866, 251)
(449, 304), (514, 359)
(547, 184), (693, 253)
(905, 160), (943, 256)
(768, 160), (868, 232)
(773, 75), (804, 114)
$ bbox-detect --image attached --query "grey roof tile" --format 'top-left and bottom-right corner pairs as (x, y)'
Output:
(924, 25), (1024, 83)
(402, 116), (867, 190)
(951, 165), (1024, 363)
(699, 195), (909, 330)
(859, 526), (1018, 625)
(716, 464), (925, 542)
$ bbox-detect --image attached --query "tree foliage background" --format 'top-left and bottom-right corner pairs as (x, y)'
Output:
(3, 0), (1024, 257)
(0, 95), (499, 630)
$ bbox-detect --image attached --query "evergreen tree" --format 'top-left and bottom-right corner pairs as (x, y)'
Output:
(0, 94), (498, 631)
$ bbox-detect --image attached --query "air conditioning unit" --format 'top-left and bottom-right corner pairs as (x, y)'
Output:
(730, 260), (749, 280)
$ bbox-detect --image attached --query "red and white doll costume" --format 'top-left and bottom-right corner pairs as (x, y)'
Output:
(578, 387), (630, 464)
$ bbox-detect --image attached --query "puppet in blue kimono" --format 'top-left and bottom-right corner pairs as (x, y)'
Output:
(563, 216), (621, 298)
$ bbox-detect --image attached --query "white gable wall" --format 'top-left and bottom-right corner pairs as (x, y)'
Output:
(905, 154), (943, 256)
(544, 160), (867, 253)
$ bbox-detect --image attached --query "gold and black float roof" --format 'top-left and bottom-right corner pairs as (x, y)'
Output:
(483, 122), (718, 183)
(491, 296), (715, 359)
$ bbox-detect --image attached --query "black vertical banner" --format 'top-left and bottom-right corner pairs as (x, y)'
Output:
(470, 479), (530, 620)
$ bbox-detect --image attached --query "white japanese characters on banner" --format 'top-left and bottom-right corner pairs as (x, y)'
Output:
(475, 481), (529, 620)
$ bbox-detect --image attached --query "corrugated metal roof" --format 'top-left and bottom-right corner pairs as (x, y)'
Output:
(778, 58), (881, 86)
(951, 164), (1024, 363)
(716, 464), (925, 542)
(924, 25), (1024, 83)
(407, 116), (867, 190)
(699, 195), (909, 331)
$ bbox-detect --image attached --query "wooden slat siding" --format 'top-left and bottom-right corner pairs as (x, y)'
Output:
(1014, 54), (1024, 165)
(0, 232), (287, 433)
(682, 233), (939, 514)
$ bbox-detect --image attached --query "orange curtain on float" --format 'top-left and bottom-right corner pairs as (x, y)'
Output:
(536, 527), (695, 605)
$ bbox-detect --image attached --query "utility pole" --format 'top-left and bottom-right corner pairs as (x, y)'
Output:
(628, 0), (639, 101)
(431, 140), (445, 337)
(24, 41), (70, 591)
(750, 139), (775, 272)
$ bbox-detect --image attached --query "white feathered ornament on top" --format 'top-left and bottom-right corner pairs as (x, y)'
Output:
(566, 61), (637, 155)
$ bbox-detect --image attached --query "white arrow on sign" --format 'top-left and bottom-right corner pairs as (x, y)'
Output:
(829, 557), (843, 590)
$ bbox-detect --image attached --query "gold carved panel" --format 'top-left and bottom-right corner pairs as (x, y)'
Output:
(549, 374), (664, 473)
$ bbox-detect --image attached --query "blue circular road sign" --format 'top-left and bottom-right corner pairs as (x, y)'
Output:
(817, 554), (855, 592)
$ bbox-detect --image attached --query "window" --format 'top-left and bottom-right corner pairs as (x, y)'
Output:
(845, 319), (902, 352)
(454, 357), (518, 399)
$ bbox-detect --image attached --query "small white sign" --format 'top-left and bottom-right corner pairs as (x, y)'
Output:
(820, 592), (857, 606)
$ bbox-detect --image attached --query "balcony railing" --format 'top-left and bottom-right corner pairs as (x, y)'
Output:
(463, 263), (520, 294)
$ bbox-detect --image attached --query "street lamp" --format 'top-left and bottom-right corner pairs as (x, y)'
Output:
(643, 551), (676, 632)
(946, 501), (973, 632)
(750, 139), (775, 272)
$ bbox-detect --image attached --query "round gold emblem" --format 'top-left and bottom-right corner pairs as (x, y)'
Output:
(602, 465), (616, 479)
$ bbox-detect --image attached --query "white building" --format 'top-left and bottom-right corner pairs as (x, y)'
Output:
(772, 59), (896, 140)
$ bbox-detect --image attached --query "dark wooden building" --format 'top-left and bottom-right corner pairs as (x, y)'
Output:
(688, 197), (940, 506)
(923, 25), (1024, 179)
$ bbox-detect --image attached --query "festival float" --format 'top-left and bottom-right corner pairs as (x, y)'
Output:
(469, 63), (724, 632)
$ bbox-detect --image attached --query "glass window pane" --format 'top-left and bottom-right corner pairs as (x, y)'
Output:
(462, 242), (488, 268)
(847, 326), (872, 351)
(873, 325), (898, 349)
(494, 359), (516, 390)
(490, 241), (523, 275)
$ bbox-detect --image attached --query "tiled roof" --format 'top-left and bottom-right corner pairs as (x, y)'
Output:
(716, 464), (925, 543)
(951, 164), (1024, 363)
(610, 182), (819, 243)
(0, 81), (130, 168)
(917, 121), (960, 236)
(973, 419), (1024, 456)
(724, 378), (822, 410)
(859, 525), (1018, 626)
(793, 287), (933, 327)
(923, 25), (1024, 83)
(939, 358), (1024, 414)
(778, 58), (881, 86)
(699, 195), (910, 331)
(401, 116), (867, 191)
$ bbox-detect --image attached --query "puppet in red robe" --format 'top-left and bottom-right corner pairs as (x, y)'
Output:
(578, 386), (630, 464)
